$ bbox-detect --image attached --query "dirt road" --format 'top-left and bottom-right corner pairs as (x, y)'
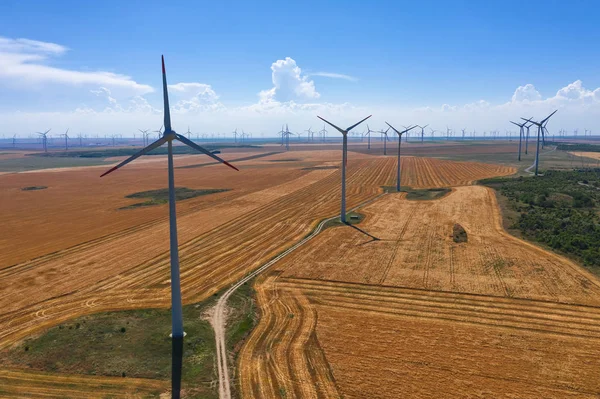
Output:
(209, 194), (386, 399)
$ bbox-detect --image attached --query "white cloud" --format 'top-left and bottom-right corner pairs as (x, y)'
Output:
(0, 36), (153, 96)
(167, 82), (224, 113)
(258, 57), (320, 103)
(310, 72), (357, 82)
(511, 84), (542, 103)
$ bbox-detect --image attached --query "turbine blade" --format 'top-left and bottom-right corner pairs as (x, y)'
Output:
(101, 136), (168, 177)
(385, 122), (401, 135)
(317, 116), (345, 134)
(541, 109), (558, 124)
(346, 115), (372, 132)
(402, 125), (418, 134)
(161, 55), (172, 133)
(520, 117), (535, 124)
(176, 134), (239, 171)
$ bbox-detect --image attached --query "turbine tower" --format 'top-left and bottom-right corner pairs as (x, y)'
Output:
(101, 56), (238, 345)
(365, 124), (375, 150)
(386, 123), (417, 192)
(509, 119), (529, 162)
(522, 110), (557, 176)
(417, 124), (429, 143)
(317, 115), (371, 223)
(376, 127), (390, 155)
(524, 121), (533, 155)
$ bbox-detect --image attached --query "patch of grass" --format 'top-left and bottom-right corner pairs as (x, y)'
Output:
(226, 281), (257, 355)
(382, 186), (451, 200)
(0, 301), (217, 397)
(268, 158), (301, 162)
(120, 187), (230, 209)
(322, 212), (365, 229)
(21, 186), (48, 191)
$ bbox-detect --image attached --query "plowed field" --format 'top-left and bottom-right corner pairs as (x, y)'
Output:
(240, 185), (600, 398)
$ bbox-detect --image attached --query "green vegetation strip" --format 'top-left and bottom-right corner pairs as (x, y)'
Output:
(382, 186), (451, 200)
(27, 145), (261, 159)
(21, 186), (47, 191)
(0, 285), (257, 399)
(550, 142), (600, 152)
(121, 187), (231, 209)
(482, 169), (600, 268)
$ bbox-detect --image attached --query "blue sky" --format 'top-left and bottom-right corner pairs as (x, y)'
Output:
(1, 0), (599, 135)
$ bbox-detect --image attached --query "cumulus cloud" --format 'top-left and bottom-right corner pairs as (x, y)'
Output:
(310, 72), (357, 82)
(167, 82), (224, 113)
(0, 36), (153, 95)
(511, 84), (542, 103)
(258, 57), (320, 103)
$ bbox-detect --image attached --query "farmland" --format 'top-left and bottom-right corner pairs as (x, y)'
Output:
(239, 184), (600, 398)
(0, 146), (518, 397)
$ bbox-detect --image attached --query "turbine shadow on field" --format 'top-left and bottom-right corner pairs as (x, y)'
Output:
(344, 222), (380, 243)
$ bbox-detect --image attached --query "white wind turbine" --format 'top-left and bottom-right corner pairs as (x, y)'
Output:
(101, 56), (239, 342)
(317, 115), (371, 223)
(386, 123), (417, 192)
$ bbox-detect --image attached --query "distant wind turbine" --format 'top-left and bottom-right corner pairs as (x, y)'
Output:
(386, 123), (417, 192)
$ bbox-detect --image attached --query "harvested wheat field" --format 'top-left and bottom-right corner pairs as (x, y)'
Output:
(569, 151), (600, 161)
(239, 185), (600, 399)
(0, 150), (516, 396)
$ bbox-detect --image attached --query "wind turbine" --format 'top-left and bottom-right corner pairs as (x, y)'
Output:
(283, 125), (294, 150)
(186, 126), (192, 140)
(59, 128), (70, 150)
(376, 127), (390, 155)
(365, 124), (375, 150)
(12, 134), (16, 148)
(417, 124), (429, 143)
(304, 126), (313, 142)
(100, 56), (239, 353)
(317, 115), (371, 223)
(233, 128), (238, 143)
(319, 124), (328, 143)
(154, 124), (164, 140)
(37, 129), (51, 152)
(446, 126), (452, 140)
(402, 125), (412, 143)
(461, 128), (466, 140)
(522, 110), (557, 176)
(139, 129), (150, 146)
(430, 128), (437, 140)
(386, 123), (417, 192)
(510, 119), (530, 161)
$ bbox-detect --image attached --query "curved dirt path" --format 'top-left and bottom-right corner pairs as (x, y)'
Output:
(210, 193), (386, 399)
